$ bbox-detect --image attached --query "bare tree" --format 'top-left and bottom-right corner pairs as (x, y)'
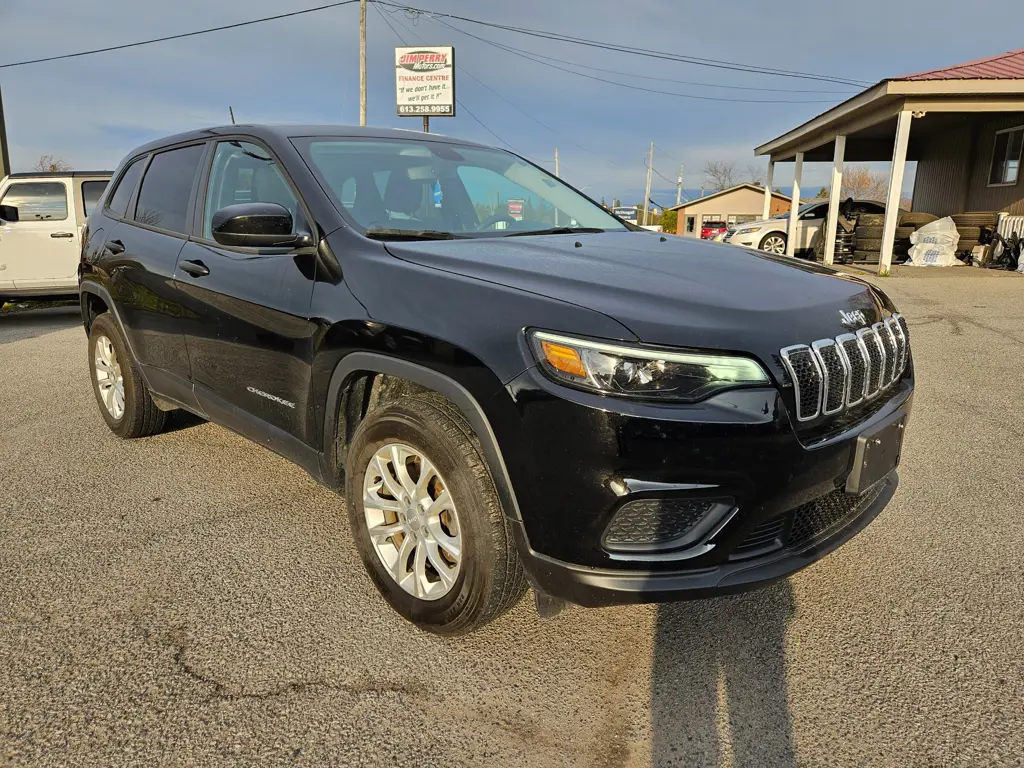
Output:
(841, 165), (888, 201)
(702, 160), (738, 192)
(33, 155), (72, 172)
(746, 163), (766, 187)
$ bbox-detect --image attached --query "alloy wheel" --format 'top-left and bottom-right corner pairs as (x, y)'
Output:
(762, 235), (786, 254)
(94, 335), (125, 420)
(363, 443), (462, 601)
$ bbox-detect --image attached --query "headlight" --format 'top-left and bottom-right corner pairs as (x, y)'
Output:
(528, 331), (770, 402)
(735, 225), (761, 234)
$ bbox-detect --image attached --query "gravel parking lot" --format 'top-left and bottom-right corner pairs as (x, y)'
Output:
(2, 274), (1022, 767)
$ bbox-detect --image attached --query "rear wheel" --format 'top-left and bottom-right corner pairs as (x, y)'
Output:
(88, 313), (167, 438)
(759, 232), (787, 254)
(345, 397), (527, 635)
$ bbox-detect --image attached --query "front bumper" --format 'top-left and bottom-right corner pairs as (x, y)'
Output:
(511, 472), (896, 606)
(493, 365), (913, 606)
(725, 230), (764, 247)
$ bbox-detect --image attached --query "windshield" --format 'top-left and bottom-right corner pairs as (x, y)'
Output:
(293, 137), (626, 239)
(771, 202), (817, 219)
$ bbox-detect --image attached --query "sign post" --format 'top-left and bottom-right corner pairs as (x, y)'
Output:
(395, 46), (455, 132)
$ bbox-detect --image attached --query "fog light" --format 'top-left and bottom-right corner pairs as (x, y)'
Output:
(602, 498), (732, 553)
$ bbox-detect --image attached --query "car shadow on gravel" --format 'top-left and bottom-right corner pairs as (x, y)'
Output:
(0, 305), (81, 345)
(650, 580), (796, 767)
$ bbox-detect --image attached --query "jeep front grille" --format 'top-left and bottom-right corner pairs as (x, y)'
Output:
(780, 314), (909, 422)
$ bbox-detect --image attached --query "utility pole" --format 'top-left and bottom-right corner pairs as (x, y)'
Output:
(0, 86), (10, 179)
(676, 163), (684, 206)
(554, 147), (560, 226)
(642, 141), (654, 227)
(423, 116), (429, 133)
(359, 0), (367, 126)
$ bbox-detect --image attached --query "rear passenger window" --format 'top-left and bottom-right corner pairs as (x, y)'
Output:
(105, 158), (146, 218)
(81, 180), (108, 217)
(134, 144), (205, 234)
(0, 182), (67, 221)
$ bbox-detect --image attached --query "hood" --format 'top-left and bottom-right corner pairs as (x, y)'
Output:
(383, 231), (889, 354)
(734, 217), (780, 230)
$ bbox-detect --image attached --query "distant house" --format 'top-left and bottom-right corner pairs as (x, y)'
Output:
(666, 184), (791, 237)
(755, 47), (1024, 273)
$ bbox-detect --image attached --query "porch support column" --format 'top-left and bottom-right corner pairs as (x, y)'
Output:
(786, 152), (804, 257)
(880, 110), (913, 275)
(823, 135), (846, 266)
(762, 160), (775, 220)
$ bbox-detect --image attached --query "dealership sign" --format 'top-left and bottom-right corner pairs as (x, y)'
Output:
(395, 46), (455, 117)
(507, 198), (525, 221)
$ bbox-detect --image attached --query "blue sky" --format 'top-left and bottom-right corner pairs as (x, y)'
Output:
(2, 0), (1021, 205)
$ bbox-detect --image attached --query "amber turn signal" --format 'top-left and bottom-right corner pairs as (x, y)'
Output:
(540, 340), (586, 377)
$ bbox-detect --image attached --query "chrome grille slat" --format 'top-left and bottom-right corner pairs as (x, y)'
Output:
(873, 322), (897, 387)
(836, 333), (867, 406)
(890, 313), (908, 376)
(857, 327), (885, 398)
(811, 339), (847, 415)
(780, 345), (822, 422)
(782, 316), (910, 423)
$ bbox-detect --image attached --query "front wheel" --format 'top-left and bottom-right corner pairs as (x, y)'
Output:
(345, 397), (527, 635)
(759, 232), (787, 254)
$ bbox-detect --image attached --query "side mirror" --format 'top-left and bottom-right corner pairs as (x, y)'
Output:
(211, 202), (312, 248)
(0, 204), (19, 222)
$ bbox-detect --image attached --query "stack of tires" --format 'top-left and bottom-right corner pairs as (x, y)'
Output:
(852, 213), (928, 264)
(950, 212), (998, 254)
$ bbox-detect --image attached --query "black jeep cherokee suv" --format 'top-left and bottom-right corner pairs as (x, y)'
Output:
(79, 125), (913, 634)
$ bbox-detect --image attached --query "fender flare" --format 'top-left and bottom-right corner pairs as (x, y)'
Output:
(323, 352), (522, 521)
(79, 282), (141, 363)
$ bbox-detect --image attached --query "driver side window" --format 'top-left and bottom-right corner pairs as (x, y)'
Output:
(203, 141), (300, 239)
(457, 166), (564, 230)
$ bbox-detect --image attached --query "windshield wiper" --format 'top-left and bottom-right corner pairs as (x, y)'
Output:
(503, 227), (605, 237)
(364, 228), (466, 241)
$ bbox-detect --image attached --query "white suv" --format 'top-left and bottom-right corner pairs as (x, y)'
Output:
(0, 171), (111, 302)
(724, 199), (886, 255)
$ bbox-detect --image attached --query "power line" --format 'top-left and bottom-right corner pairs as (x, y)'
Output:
(418, 20), (857, 94)
(383, 7), (625, 169)
(373, 3), (536, 161)
(375, 2), (871, 88)
(0, 1), (362, 69)
(428, 17), (843, 104)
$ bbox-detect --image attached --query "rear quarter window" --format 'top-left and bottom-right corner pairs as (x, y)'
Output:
(105, 159), (146, 219)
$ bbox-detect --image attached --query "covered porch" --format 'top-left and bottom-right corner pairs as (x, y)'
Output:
(754, 49), (1024, 275)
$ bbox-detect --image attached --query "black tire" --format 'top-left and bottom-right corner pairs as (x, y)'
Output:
(345, 396), (527, 635)
(88, 312), (167, 438)
(951, 212), (996, 229)
(954, 226), (982, 241)
(853, 250), (881, 263)
(857, 213), (886, 227)
(759, 231), (787, 255)
(899, 212), (938, 228)
(856, 238), (883, 251)
(858, 225), (915, 240)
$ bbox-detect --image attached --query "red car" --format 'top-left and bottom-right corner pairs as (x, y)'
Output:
(701, 221), (728, 240)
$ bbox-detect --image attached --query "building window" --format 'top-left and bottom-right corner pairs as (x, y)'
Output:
(685, 216), (696, 233)
(989, 126), (1023, 186)
(701, 213), (723, 224)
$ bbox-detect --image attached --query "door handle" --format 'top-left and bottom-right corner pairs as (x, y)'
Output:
(179, 259), (210, 278)
(51, 232), (74, 239)
(105, 239), (125, 255)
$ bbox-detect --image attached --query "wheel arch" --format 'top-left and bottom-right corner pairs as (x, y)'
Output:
(322, 352), (522, 522)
